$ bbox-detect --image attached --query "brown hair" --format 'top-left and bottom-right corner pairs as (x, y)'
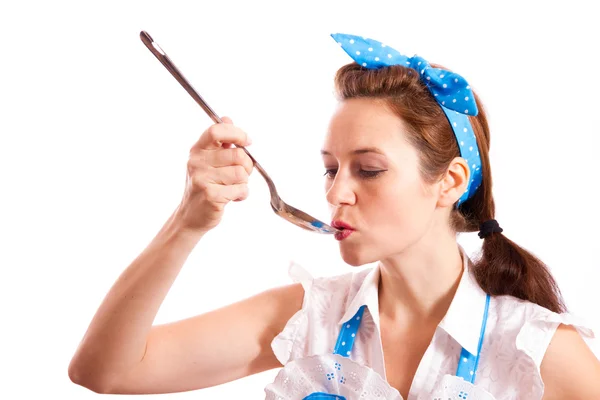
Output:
(334, 63), (566, 313)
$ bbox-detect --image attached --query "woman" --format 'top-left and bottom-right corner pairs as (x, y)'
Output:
(68, 33), (600, 399)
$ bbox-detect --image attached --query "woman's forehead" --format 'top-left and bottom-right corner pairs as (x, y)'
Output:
(323, 99), (411, 155)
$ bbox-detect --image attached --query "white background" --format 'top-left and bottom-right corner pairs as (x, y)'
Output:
(1, 0), (599, 398)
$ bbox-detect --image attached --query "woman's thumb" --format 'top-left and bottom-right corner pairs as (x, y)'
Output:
(221, 116), (234, 124)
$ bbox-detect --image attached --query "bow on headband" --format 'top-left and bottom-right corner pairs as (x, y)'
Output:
(331, 33), (482, 206)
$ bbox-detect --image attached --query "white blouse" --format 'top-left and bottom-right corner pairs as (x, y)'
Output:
(268, 245), (596, 399)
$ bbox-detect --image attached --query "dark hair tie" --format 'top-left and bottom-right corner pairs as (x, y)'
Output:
(478, 219), (503, 239)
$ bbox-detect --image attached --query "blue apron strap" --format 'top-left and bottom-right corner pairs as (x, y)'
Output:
(456, 294), (491, 383)
(333, 305), (366, 357)
(301, 308), (366, 400)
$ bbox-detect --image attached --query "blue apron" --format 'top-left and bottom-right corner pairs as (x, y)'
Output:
(303, 294), (491, 400)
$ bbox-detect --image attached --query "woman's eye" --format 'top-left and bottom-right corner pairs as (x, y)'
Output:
(323, 169), (337, 178)
(324, 168), (386, 179)
(359, 170), (386, 179)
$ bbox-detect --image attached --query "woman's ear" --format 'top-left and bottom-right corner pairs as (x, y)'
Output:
(437, 157), (470, 208)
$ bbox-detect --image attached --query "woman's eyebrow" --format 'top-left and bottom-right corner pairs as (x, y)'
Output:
(320, 147), (385, 156)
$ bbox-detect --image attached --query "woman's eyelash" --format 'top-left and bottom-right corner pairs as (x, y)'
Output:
(323, 169), (386, 179)
(360, 170), (383, 178)
(323, 169), (337, 178)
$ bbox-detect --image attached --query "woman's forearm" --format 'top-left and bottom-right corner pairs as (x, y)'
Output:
(68, 208), (204, 390)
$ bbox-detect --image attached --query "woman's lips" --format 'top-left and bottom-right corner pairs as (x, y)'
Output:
(334, 229), (354, 241)
(331, 220), (355, 241)
(331, 220), (354, 230)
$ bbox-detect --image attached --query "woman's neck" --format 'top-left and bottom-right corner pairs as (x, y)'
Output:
(378, 235), (464, 327)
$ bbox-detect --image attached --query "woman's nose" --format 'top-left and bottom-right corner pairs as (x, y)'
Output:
(326, 175), (356, 208)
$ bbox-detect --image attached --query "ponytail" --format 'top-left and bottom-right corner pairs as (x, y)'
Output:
(473, 232), (566, 313)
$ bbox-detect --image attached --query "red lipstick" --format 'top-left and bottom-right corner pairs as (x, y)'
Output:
(331, 220), (355, 241)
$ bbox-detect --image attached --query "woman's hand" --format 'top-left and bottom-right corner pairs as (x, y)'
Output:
(175, 117), (253, 234)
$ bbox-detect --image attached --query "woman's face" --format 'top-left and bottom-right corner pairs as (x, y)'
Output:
(322, 98), (442, 266)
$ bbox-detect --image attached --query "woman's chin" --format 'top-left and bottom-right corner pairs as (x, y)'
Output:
(339, 246), (376, 267)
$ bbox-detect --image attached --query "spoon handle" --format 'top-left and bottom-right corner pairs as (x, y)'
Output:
(139, 31), (283, 199)
(139, 32), (223, 122)
(139, 31), (261, 159)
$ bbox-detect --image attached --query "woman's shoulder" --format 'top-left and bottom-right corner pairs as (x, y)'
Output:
(480, 295), (598, 398)
(490, 294), (596, 357)
(491, 295), (595, 341)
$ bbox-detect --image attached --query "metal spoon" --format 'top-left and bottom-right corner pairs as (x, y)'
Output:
(139, 31), (340, 235)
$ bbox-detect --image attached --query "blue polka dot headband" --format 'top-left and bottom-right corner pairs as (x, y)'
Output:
(331, 33), (482, 206)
